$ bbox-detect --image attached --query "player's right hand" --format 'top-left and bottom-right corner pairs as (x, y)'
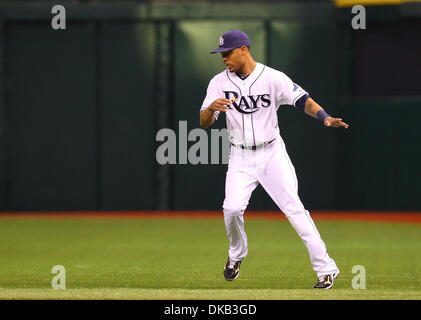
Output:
(208, 98), (232, 112)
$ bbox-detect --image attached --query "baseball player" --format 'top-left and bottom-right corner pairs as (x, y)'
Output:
(199, 30), (349, 289)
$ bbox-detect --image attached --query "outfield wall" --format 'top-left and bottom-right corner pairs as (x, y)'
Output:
(0, 2), (419, 212)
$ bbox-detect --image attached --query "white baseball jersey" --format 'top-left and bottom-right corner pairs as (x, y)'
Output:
(200, 62), (339, 278)
(200, 62), (308, 146)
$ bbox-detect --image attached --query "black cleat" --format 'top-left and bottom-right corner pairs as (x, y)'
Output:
(314, 273), (338, 289)
(223, 259), (242, 281)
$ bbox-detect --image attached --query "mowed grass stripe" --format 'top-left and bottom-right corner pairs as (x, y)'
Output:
(1, 288), (421, 300)
(0, 218), (421, 299)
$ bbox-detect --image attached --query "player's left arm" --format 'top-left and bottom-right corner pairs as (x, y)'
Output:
(304, 97), (349, 129)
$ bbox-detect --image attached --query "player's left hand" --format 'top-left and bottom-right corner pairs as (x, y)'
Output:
(324, 117), (349, 129)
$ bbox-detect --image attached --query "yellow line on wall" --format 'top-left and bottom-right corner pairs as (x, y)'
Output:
(334, 0), (421, 7)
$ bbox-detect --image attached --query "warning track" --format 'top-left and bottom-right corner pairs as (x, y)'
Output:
(0, 211), (421, 224)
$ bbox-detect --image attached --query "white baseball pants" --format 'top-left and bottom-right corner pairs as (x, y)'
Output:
(222, 134), (338, 277)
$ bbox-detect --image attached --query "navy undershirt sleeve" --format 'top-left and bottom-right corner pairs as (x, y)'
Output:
(295, 93), (309, 112)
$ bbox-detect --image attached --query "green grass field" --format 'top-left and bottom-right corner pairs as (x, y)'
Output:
(0, 216), (420, 300)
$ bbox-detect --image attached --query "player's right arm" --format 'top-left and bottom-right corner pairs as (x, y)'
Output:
(199, 75), (231, 129)
(200, 99), (231, 129)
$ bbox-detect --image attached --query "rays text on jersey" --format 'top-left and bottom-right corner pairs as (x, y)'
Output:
(223, 91), (271, 114)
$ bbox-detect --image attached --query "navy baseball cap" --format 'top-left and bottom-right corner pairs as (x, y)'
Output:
(210, 29), (251, 54)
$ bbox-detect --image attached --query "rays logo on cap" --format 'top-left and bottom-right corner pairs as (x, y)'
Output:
(219, 36), (224, 45)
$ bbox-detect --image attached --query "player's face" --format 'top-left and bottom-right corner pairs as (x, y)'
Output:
(221, 48), (244, 73)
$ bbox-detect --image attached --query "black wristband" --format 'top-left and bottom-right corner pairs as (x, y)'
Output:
(316, 110), (330, 121)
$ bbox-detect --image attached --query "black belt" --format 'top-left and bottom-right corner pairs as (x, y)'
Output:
(231, 139), (276, 151)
